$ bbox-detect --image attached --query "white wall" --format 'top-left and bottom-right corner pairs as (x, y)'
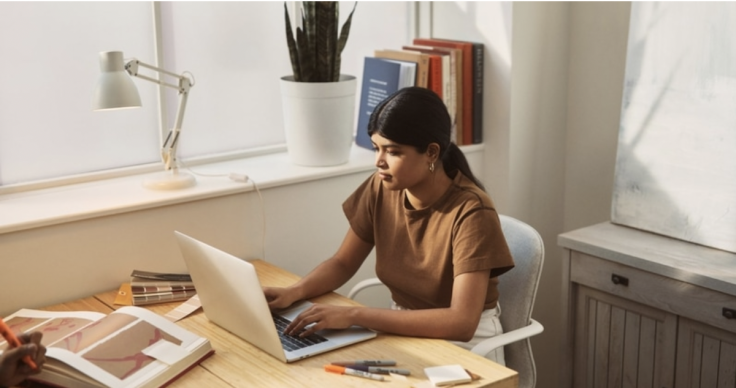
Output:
(564, 3), (631, 233)
(509, 4), (571, 388)
(517, 3), (631, 388)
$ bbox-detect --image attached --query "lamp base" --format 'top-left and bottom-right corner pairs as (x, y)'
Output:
(143, 170), (196, 190)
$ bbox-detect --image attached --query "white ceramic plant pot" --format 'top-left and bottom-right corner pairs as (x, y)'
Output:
(280, 74), (357, 166)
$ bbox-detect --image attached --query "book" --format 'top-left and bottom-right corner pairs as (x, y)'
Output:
(413, 38), (476, 145)
(2, 306), (213, 388)
(132, 284), (196, 295)
(374, 49), (430, 88)
(471, 42), (484, 144)
(131, 279), (195, 289)
(403, 45), (462, 145)
(403, 46), (450, 103)
(131, 270), (195, 293)
(130, 270), (192, 283)
(404, 50), (443, 100)
(114, 283), (198, 307)
(424, 364), (472, 386)
(355, 56), (417, 150)
(133, 290), (198, 306)
(127, 270), (197, 306)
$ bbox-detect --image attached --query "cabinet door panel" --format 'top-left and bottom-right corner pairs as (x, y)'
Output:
(574, 285), (677, 388)
(676, 317), (736, 388)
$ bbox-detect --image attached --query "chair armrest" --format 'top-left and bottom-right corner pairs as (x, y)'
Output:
(347, 278), (384, 299)
(470, 319), (544, 357)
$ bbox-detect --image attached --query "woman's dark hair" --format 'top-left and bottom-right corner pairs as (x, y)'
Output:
(367, 86), (485, 191)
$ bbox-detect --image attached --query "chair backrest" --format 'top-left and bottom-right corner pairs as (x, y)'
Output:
(498, 215), (545, 388)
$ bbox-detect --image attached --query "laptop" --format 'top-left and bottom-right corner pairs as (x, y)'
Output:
(173, 231), (377, 363)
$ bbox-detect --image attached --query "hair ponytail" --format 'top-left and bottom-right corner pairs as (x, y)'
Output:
(442, 142), (486, 192)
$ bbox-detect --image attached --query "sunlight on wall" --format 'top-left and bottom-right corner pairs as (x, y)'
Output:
(614, 2), (736, 253)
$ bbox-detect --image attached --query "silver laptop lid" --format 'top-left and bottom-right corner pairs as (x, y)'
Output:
(173, 231), (287, 362)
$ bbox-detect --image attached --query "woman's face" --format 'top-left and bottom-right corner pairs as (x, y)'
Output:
(371, 133), (431, 191)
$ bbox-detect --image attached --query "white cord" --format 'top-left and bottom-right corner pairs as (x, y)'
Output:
(249, 179), (267, 262)
(177, 159), (267, 261)
(177, 158), (228, 178)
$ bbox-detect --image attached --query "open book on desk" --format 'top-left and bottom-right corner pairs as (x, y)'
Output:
(1, 306), (213, 388)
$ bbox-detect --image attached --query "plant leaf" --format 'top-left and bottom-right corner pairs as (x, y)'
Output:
(283, 2), (301, 81)
(335, 2), (357, 81)
(314, 2), (337, 82)
(296, 25), (315, 82)
(302, 2), (317, 81)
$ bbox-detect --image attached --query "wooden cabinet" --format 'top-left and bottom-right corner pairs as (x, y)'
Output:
(560, 222), (736, 388)
(676, 317), (736, 388)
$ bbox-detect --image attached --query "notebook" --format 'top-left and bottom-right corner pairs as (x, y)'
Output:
(173, 231), (377, 363)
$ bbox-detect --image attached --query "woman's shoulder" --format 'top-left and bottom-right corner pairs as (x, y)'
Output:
(449, 172), (496, 210)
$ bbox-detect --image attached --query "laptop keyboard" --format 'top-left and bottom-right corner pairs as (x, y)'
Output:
(272, 314), (328, 351)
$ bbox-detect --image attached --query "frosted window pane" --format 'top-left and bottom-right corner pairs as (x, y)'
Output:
(160, 1), (412, 159)
(0, 2), (158, 185)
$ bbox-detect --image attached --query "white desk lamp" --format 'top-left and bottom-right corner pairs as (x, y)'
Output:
(93, 51), (196, 190)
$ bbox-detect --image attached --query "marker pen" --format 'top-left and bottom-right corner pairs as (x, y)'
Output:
(0, 317), (38, 370)
(331, 359), (397, 366)
(340, 365), (411, 376)
(325, 364), (385, 381)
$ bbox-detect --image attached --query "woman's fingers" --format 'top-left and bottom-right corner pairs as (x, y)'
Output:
(285, 304), (355, 336)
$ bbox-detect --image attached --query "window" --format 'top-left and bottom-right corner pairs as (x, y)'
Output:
(0, 2), (158, 185)
(0, 1), (413, 187)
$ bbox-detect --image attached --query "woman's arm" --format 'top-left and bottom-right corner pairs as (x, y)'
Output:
(287, 269), (491, 342)
(264, 228), (374, 309)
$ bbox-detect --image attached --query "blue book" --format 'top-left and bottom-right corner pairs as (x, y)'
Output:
(355, 57), (416, 150)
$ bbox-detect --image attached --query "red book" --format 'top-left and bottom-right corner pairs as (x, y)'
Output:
(413, 38), (474, 145)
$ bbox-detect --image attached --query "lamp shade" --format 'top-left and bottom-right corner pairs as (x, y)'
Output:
(93, 51), (141, 110)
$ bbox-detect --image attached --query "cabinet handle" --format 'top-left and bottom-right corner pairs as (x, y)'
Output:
(723, 308), (736, 320)
(611, 274), (629, 286)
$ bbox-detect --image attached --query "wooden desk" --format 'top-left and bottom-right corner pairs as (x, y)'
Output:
(45, 260), (517, 388)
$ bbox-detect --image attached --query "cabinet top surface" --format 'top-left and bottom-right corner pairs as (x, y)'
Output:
(558, 222), (736, 297)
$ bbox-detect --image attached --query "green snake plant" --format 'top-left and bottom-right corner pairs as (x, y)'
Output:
(284, 2), (357, 82)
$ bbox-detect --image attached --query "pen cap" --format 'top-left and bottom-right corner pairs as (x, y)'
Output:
(324, 365), (345, 374)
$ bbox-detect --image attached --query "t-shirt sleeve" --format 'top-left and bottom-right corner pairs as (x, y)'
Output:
(342, 173), (378, 245)
(452, 207), (515, 278)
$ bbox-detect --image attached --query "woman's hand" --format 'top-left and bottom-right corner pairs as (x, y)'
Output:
(285, 304), (358, 337)
(263, 286), (301, 310)
(0, 331), (46, 387)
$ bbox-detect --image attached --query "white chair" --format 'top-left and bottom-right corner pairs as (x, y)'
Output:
(347, 214), (545, 388)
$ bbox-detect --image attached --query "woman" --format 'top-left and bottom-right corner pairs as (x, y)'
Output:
(264, 87), (514, 364)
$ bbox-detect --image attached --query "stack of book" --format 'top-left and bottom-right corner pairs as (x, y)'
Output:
(355, 37), (484, 149)
(117, 270), (197, 306)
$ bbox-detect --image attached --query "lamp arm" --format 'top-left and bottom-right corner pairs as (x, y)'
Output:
(165, 90), (189, 171)
(124, 59), (194, 171)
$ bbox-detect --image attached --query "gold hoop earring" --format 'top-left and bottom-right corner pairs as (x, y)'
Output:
(429, 162), (435, 173)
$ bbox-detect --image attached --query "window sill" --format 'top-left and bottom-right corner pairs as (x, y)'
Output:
(0, 143), (484, 235)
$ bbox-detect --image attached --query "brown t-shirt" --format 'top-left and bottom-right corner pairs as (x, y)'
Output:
(343, 172), (514, 310)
